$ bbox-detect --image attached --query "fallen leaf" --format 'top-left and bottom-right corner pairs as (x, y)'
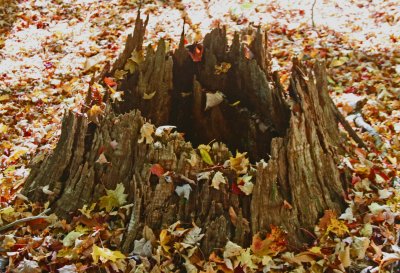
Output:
(63, 231), (83, 247)
(92, 245), (126, 264)
(175, 184), (192, 200)
(58, 264), (78, 273)
(96, 153), (109, 164)
(150, 164), (165, 177)
(15, 259), (41, 273)
(138, 122), (155, 144)
(143, 91), (156, 100)
(99, 183), (128, 212)
(198, 146), (214, 165)
(104, 77), (117, 87)
(230, 151), (249, 174)
(211, 171), (226, 190)
(205, 91), (224, 111)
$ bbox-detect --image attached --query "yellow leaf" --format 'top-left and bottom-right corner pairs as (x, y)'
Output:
(124, 50), (144, 74)
(326, 218), (349, 237)
(7, 147), (29, 163)
(114, 69), (128, 80)
(143, 91), (156, 100)
(331, 57), (349, 67)
(230, 151), (249, 174)
(87, 105), (103, 124)
(159, 229), (171, 253)
(138, 122), (155, 144)
(99, 183), (128, 212)
(0, 94), (10, 101)
(215, 62), (231, 75)
(78, 203), (96, 218)
(237, 248), (258, 270)
(92, 245), (126, 264)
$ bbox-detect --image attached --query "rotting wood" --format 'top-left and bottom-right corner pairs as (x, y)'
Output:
(22, 14), (358, 254)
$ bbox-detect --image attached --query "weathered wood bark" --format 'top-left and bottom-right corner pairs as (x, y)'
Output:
(22, 15), (353, 254)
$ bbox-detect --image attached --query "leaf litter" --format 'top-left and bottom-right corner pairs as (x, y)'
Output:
(0, 0), (399, 272)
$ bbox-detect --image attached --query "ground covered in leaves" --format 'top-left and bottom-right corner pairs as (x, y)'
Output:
(0, 0), (399, 272)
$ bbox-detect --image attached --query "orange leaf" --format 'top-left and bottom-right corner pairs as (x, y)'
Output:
(104, 77), (117, 87)
(150, 164), (165, 177)
(251, 225), (287, 256)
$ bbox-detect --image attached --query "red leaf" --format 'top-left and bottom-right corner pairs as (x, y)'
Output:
(104, 77), (117, 87)
(231, 182), (244, 195)
(188, 44), (204, 62)
(150, 164), (165, 177)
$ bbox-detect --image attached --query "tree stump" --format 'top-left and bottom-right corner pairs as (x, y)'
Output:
(22, 15), (352, 254)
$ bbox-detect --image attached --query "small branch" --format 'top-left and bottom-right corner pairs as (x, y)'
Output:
(334, 109), (369, 150)
(311, 0), (317, 28)
(0, 208), (51, 233)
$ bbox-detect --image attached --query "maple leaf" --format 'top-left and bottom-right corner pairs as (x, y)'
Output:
(78, 203), (96, 218)
(223, 240), (243, 258)
(326, 218), (349, 237)
(99, 183), (128, 212)
(230, 151), (249, 174)
(15, 259), (41, 273)
(87, 105), (103, 124)
(251, 226), (287, 257)
(182, 225), (204, 247)
(92, 245), (126, 264)
(237, 248), (258, 271)
(133, 238), (153, 257)
(211, 171), (226, 190)
(124, 50), (144, 74)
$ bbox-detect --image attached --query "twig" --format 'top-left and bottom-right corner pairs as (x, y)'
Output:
(331, 104), (369, 150)
(311, 0), (317, 28)
(0, 208), (51, 233)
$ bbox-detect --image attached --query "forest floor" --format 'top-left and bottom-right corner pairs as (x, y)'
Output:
(0, 0), (399, 272)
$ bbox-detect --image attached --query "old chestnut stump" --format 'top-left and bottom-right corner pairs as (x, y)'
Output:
(22, 16), (351, 254)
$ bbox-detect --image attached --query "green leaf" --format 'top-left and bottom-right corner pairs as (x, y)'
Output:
(62, 231), (83, 247)
(199, 148), (214, 165)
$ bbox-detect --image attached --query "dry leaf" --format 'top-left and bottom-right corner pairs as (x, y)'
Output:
(205, 91), (224, 111)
